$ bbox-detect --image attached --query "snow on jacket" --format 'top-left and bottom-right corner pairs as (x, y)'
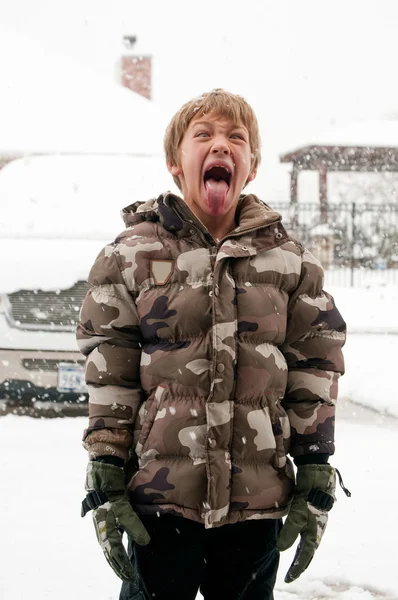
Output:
(77, 192), (346, 528)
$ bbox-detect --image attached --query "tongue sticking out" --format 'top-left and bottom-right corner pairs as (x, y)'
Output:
(204, 179), (229, 214)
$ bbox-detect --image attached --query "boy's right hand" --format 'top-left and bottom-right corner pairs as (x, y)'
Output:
(276, 464), (336, 582)
(81, 461), (151, 581)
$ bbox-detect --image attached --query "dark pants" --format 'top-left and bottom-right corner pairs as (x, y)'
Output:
(120, 514), (281, 600)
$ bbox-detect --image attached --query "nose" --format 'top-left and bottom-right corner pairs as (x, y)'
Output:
(211, 135), (230, 155)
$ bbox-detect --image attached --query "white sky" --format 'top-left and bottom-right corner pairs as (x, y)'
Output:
(4, 0), (398, 132)
(2, 0), (398, 207)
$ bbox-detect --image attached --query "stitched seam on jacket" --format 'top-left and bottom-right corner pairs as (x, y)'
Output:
(88, 285), (134, 304)
(231, 457), (282, 465)
(143, 335), (205, 342)
(233, 280), (293, 289)
(155, 454), (206, 460)
(238, 338), (280, 347)
(141, 396), (280, 405)
(143, 337), (282, 345)
(145, 395), (207, 401)
(119, 232), (180, 242)
(136, 280), (212, 289)
(297, 291), (325, 300)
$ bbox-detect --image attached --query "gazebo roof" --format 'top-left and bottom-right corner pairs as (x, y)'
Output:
(280, 120), (398, 172)
(279, 145), (398, 172)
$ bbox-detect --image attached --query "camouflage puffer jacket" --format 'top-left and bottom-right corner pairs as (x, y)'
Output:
(77, 192), (346, 529)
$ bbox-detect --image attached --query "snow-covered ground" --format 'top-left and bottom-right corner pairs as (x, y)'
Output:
(0, 283), (397, 600)
(1, 404), (397, 600)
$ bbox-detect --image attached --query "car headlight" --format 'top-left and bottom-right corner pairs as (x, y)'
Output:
(0, 295), (6, 314)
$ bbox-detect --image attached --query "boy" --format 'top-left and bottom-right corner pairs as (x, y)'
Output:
(78, 89), (347, 600)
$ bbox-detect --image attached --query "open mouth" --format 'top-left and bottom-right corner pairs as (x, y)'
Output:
(203, 164), (232, 214)
(203, 165), (231, 187)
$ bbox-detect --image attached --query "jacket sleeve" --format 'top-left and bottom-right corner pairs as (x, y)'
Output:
(279, 246), (346, 458)
(76, 243), (145, 461)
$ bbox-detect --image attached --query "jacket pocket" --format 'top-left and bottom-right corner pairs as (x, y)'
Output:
(135, 395), (157, 456)
(135, 385), (167, 456)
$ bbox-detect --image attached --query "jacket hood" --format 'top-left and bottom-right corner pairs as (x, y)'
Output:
(120, 192), (281, 236)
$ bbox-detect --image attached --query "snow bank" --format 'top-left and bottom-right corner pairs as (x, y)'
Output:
(338, 333), (398, 418)
(0, 238), (108, 293)
(0, 154), (173, 238)
(327, 286), (398, 417)
(328, 285), (398, 334)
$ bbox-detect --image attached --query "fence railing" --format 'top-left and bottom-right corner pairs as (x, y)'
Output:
(272, 202), (398, 287)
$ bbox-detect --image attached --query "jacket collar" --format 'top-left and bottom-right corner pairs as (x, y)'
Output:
(121, 192), (287, 252)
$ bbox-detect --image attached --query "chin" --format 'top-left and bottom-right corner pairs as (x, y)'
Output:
(204, 202), (230, 216)
(207, 209), (225, 217)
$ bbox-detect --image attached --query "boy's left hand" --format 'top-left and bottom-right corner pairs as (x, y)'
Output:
(277, 464), (336, 583)
(81, 461), (150, 581)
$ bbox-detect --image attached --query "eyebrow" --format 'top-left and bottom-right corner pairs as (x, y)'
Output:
(191, 120), (247, 131)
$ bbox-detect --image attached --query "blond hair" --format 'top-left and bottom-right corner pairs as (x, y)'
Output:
(164, 89), (261, 191)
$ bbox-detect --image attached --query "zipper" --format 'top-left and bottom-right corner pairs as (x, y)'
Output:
(185, 215), (283, 252)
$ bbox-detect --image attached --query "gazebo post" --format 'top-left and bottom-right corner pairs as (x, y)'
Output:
(319, 165), (328, 224)
(290, 164), (299, 228)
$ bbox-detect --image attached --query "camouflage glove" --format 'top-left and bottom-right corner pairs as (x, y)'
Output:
(82, 461), (150, 581)
(277, 464), (336, 583)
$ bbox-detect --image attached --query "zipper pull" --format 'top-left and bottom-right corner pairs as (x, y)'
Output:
(335, 468), (352, 497)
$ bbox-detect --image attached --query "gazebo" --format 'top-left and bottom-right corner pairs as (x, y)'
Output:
(279, 121), (398, 223)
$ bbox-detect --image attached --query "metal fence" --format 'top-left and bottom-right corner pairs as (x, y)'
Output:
(272, 202), (398, 287)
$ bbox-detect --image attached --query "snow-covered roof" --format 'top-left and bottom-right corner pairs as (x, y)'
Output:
(0, 26), (166, 156)
(279, 119), (398, 171)
(284, 120), (398, 155)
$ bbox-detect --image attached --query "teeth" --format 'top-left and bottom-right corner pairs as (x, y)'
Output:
(206, 164), (230, 173)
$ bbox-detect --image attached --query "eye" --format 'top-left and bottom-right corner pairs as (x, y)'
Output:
(195, 131), (210, 138)
(231, 133), (245, 140)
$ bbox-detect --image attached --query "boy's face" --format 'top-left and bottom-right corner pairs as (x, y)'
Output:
(168, 112), (256, 219)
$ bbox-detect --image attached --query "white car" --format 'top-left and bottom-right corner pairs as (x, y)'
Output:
(0, 234), (113, 408)
(0, 279), (89, 404)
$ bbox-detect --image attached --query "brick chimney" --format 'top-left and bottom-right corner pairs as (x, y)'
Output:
(121, 35), (152, 100)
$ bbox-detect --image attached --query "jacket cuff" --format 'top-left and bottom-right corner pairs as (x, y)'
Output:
(294, 453), (330, 466)
(82, 427), (133, 461)
(92, 455), (125, 468)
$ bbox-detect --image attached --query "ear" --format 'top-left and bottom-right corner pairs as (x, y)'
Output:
(247, 169), (257, 184)
(167, 163), (182, 177)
